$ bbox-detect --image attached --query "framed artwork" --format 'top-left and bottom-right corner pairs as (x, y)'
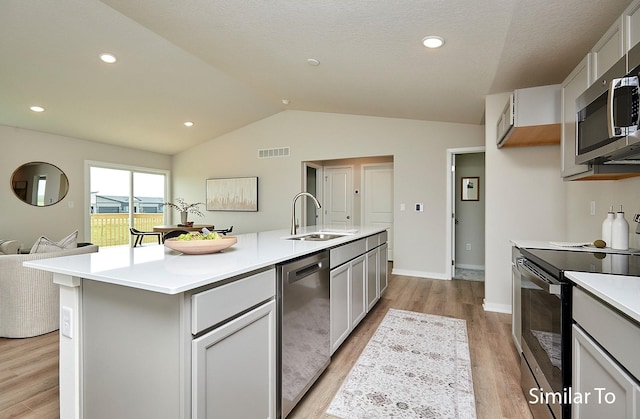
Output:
(206, 177), (258, 211)
(461, 177), (479, 201)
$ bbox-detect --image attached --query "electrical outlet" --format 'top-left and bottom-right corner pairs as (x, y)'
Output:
(634, 213), (640, 223)
(415, 203), (424, 212)
(465, 243), (471, 251)
(62, 306), (73, 339)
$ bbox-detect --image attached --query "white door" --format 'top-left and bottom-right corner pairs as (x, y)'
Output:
(324, 166), (353, 229)
(362, 163), (394, 260)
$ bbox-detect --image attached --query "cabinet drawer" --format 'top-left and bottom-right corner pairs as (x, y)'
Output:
(573, 287), (640, 380)
(192, 269), (275, 335)
(330, 238), (366, 269)
(365, 235), (377, 251)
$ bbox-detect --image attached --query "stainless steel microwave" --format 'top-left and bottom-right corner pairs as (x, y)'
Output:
(575, 55), (640, 164)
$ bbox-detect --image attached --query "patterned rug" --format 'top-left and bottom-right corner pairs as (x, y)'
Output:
(326, 309), (477, 419)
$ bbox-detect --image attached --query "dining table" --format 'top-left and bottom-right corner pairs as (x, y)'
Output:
(152, 224), (214, 233)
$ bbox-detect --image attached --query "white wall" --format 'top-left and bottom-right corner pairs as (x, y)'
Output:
(484, 93), (566, 313)
(172, 110), (484, 277)
(1, 125), (171, 247)
(565, 178), (640, 248)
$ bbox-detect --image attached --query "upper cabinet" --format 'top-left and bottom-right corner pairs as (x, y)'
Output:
(561, 55), (591, 179)
(590, 17), (624, 83)
(624, 0), (640, 52)
(496, 84), (562, 148)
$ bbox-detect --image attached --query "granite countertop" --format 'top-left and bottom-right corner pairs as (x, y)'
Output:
(24, 226), (387, 295)
(565, 271), (640, 324)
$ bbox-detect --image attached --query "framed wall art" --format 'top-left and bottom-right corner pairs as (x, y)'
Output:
(461, 177), (479, 201)
(206, 177), (258, 211)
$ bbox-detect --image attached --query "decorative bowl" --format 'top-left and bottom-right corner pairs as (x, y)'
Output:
(164, 236), (237, 254)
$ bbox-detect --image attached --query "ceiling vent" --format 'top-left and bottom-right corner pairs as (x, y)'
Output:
(259, 147), (290, 158)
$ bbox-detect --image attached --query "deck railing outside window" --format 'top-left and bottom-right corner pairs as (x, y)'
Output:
(91, 213), (164, 247)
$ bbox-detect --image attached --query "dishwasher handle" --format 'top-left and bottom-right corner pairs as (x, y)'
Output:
(287, 257), (329, 284)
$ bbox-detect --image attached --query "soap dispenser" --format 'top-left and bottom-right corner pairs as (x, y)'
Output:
(602, 206), (614, 246)
(611, 205), (629, 250)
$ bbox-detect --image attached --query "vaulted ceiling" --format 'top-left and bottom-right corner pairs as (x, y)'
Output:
(0, 0), (632, 154)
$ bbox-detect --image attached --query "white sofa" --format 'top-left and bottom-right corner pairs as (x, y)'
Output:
(0, 240), (21, 255)
(0, 244), (99, 338)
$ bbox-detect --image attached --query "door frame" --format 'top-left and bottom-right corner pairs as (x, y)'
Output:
(302, 162), (323, 227)
(361, 162), (394, 260)
(445, 146), (485, 279)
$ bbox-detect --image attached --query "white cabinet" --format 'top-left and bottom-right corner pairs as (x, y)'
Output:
(572, 325), (640, 419)
(591, 17), (624, 83)
(572, 287), (640, 418)
(350, 254), (366, 329)
(192, 300), (276, 419)
(624, 0), (640, 52)
(330, 232), (388, 354)
(366, 247), (379, 310)
(378, 242), (388, 295)
(80, 268), (277, 419)
(561, 55), (592, 179)
(496, 84), (562, 148)
(330, 254), (366, 354)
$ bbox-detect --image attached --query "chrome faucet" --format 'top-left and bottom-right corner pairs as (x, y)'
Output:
(291, 192), (321, 235)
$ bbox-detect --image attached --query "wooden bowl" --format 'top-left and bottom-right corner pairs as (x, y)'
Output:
(164, 236), (237, 254)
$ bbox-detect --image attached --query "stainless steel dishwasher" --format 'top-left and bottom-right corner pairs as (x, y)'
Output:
(277, 250), (330, 418)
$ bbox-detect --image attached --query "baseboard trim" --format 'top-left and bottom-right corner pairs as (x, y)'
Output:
(391, 268), (449, 281)
(455, 264), (485, 270)
(482, 299), (512, 314)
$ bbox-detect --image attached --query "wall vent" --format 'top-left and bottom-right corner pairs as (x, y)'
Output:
(258, 147), (290, 158)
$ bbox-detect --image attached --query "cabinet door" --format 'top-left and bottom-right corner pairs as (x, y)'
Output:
(624, 0), (640, 51)
(572, 325), (640, 419)
(366, 249), (379, 311)
(378, 243), (388, 295)
(330, 263), (350, 354)
(591, 17), (624, 83)
(350, 255), (366, 329)
(561, 55), (591, 179)
(192, 300), (276, 419)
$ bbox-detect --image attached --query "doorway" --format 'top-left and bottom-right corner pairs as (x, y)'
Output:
(446, 147), (485, 280)
(303, 156), (394, 260)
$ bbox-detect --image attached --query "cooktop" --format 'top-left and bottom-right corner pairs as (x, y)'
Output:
(520, 247), (640, 278)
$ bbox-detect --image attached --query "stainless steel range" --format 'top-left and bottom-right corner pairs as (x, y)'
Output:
(517, 248), (640, 419)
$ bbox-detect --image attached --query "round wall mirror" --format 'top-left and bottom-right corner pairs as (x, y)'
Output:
(11, 162), (69, 207)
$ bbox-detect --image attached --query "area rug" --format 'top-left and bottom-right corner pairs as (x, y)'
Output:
(326, 309), (477, 418)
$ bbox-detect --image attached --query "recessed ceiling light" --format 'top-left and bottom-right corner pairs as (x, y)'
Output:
(307, 58), (320, 66)
(184, 121), (194, 127)
(422, 36), (445, 49)
(29, 106), (45, 112)
(99, 53), (117, 64)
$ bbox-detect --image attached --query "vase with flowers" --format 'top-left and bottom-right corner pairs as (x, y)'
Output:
(162, 198), (204, 226)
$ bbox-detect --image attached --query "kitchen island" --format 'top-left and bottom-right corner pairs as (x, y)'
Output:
(25, 226), (388, 419)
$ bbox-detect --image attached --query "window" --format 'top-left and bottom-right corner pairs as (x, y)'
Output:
(88, 163), (169, 247)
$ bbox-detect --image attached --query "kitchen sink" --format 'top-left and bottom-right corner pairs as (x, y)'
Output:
(285, 232), (348, 241)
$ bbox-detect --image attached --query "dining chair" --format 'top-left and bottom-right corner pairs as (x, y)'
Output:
(162, 230), (189, 242)
(129, 228), (162, 247)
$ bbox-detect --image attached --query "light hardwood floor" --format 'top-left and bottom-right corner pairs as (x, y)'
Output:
(0, 267), (532, 419)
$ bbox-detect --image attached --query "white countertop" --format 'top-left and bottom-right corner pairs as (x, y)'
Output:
(25, 226), (386, 295)
(565, 271), (640, 324)
(511, 239), (640, 254)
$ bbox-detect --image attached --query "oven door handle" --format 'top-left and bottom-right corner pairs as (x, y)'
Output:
(517, 258), (561, 296)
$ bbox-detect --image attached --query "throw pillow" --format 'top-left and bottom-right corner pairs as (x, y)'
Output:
(30, 230), (79, 254)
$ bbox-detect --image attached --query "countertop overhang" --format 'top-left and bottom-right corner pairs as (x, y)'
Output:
(24, 226), (387, 294)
